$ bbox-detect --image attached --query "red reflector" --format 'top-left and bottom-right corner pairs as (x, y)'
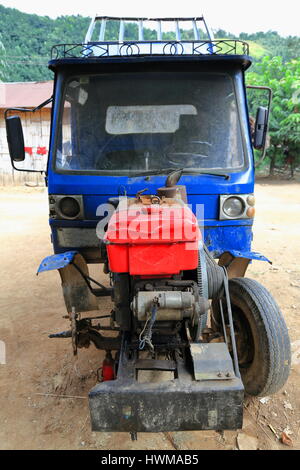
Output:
(101, 351), (115, 381)
(102, 364), (115, 381)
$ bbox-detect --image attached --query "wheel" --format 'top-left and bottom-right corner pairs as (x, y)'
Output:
(211, 277), (291, 396)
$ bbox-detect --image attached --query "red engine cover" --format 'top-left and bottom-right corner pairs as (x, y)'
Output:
(105, 199), (200, 276)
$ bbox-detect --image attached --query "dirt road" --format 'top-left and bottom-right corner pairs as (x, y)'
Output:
(0, 180), (299, 450)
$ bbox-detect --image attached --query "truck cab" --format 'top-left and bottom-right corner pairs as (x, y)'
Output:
(48, 52), (255, 264)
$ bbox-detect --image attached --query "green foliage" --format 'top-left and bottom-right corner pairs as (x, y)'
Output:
(0, 5), (90, 81)
(0, 33), (7, 81)
(239, 31), (300, 63)
(0, 4), (299, 83)
(247, 56), (300, 173)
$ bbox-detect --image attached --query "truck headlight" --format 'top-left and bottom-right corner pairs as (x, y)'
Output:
(49, 195), (84, 220)
(219, 194), (255, 220)
(223, 197), (244, 218)
(59, 197), (81, 218)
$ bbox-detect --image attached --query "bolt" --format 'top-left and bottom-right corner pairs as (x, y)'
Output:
(217, 372), (223, 377)
(226, 372), (231, 377)
(145, 283), (153, 291)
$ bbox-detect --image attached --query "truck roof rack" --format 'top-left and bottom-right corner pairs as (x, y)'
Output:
(51, 15), (249, 60)
(84, 16), (214, 43)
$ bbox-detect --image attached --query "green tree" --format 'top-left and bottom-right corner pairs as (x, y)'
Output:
(0, 33), (7, 81)
(247, 56), (300, 176)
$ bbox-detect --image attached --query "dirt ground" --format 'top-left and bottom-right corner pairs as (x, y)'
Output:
(0, 179), (299, 451)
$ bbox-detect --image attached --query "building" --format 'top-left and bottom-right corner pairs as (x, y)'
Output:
(0, 81), (53, 185)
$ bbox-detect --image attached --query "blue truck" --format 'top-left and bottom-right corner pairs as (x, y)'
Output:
(5, 16), (290, 437)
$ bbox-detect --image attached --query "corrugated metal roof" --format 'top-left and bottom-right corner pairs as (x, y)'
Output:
(0, 81), (53, 109)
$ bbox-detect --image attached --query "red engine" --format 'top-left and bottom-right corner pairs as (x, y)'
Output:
(105, 192), (200, 276)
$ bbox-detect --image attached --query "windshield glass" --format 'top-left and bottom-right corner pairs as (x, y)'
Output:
(55, 72), (245, 174)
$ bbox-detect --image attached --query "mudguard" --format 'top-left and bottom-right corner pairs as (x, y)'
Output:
(37, 251), (78, 274)
(219, 250), (272, 279)
(224, 250), (272, 264)
(37, 250), (98, 313)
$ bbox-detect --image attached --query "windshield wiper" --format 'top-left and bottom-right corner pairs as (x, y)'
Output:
(194, 170), (230, 180)
(130, 168), (179, 177)
(129, 168), (230, 180)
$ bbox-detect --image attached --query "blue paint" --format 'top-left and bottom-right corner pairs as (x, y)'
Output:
(203, 225), (253, 257)
(37, 251), (78, 274)
(225, 250), (271, 263)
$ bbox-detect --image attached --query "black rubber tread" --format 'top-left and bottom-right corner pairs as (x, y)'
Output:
(213, 277), (291, 396)
(205, 251), (224, 299)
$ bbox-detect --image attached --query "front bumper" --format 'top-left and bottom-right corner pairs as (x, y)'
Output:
(89, 375), (244, 432)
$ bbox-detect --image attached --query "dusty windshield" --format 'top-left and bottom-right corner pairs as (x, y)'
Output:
(55, 72), (244, 174)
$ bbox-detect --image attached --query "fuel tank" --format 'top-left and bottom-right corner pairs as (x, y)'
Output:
(105, 195), (200, 276)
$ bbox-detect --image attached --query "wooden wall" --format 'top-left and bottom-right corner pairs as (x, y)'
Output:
(0, 108), (50, 186)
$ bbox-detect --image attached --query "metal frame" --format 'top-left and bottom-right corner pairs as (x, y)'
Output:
(51, 40), (249, 59)
(76, 15), (246, 60)
(219, 194), (254, 220)
(89, 332), (244, 432)
(85, 16), (210, 43)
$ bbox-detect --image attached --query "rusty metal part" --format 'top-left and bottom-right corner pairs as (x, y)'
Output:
(87, 330), (121, 350)
(71, 261), (112, 297)
(89, 333), (244, 432)
(218, 250), (271, 276)
(59, 253), (99, 313)
(138, 194), (162, 205)
(136, 188), (149, 199)
(221, 267), (241, 378)
(136, 189), (161, 205)
(135, 359), (177, 371)
(201, 327), (223, 343)
(70, 307), (78, 355)
(165, 169), (183, 187)
(49, 330), (72, 338)
(68, 309), (121, 353)
(156, 185), (187, 203)
(190, 342), (235, 380)
(218, 252), (250, 278)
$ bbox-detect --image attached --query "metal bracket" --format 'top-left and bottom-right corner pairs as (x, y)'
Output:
(219, 250), (272, 278)
(190, 343), (235, 380)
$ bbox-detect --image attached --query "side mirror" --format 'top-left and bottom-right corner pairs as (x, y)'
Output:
(253, 106), (268, 150)
(5, 115), (25, 162)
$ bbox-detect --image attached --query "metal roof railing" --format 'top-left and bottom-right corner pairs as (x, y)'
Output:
(50, 16), (249, 60)
(51, 39), (249, 59)
(84, 16), (215, 43)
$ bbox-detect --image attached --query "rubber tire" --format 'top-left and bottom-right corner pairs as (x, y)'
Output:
(211, 277), (291, 396)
